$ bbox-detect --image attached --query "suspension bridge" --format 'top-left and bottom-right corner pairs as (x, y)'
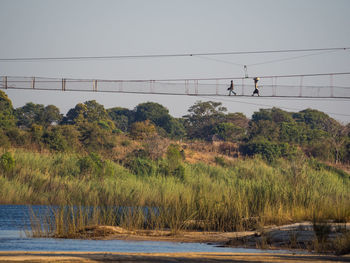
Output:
(2, 72), (350, 99)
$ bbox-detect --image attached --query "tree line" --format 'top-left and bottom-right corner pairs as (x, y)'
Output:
(0, 90), (349, 164)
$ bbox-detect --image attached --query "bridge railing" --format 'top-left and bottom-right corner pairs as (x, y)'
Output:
(1, 73), (350, 98)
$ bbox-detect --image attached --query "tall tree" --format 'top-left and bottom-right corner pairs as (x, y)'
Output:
(107, 107), (134, 132)
(15, 103), (61, 128)
(134, 102), (185, 138)
(15, 102), (44, 128)
(183, 101), (227, 139)
(0, 90), (16, 129)
(63, 100), (110, 125)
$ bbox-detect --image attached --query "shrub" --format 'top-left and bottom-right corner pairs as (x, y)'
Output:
(78, 152), (103, 175)
(0, 152), (15, 172)
(42, 129), (68, 152)
(166, 144), (184, 169)
(129, 120), (157, 140)
(0, 131), (10, 148)
(240, 140), (298, 162)
(126, 157), (155, 176)
(6, 127), (28, 146)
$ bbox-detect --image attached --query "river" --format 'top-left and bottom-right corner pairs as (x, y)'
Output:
(0, 205), (296, 253)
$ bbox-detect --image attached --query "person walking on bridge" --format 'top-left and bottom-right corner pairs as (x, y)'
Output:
(252, 77), (260, 96)
(227, 80), (236, 96)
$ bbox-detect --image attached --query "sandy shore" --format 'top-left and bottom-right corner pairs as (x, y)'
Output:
(2, 223), (348, 262)
(0, 251), (349, 263)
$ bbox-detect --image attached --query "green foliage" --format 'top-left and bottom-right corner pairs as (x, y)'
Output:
(133, 102), (185, 139)
(0, 131), (10, 148)
(293, 108), (334, 131)
(5, 127), (28, 146)
(183, 100), (227, 139)
(126, 157), (155, 176)
(252, 107), (294, 123)
(249, 120), (280, 141)
(42, 128), (68, 152)
(153, 144), (186, 179)
(77, 152), (103, 175)
(15, 103), (61, 128)
(167, 118), (186, 139)
(240, 139), (299, 162)
(0, 152), (15, 172)
(79, 123), (115, 152)
(97, 119), (115, 131)
(40, 105), (62, 127)
(63, 100), (110, 125)
(215, 122), (245, 141)
(166, 144), (184, 169)
(107, 107), (133, 132)
(0, 90), (16, 129)
(55, 125), (81, 152)
(2, 148), (350, 233)
(134, 102), (169, 123)
(30, 124), (44, 144)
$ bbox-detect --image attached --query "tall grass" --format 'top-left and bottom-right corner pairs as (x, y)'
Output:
(1, 148), (349, 236)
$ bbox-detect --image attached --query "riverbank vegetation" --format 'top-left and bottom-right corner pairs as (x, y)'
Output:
(1, 89), (350, 253)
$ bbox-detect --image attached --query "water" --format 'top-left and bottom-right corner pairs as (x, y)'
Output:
(0, 205), (295, 253)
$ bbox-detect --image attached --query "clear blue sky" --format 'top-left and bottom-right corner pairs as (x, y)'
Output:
(1, 0), (350, 122)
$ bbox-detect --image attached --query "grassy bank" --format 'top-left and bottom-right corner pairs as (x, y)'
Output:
(1, 148), (350, 233)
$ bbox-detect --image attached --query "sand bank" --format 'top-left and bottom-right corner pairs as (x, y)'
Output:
(0, 251), (349, 263)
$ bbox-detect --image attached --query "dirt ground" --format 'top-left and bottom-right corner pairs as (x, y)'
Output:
(0, 251), (349, 263)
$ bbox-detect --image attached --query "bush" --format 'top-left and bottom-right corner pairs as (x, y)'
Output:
(166, 144), (184, 168)
(42, 129), (68, 152)
(240, 140), (298, 162)
(129, 120), (157, 140)
(0, 131), (10, 148)
(78, 152), (103, 175)
(0, 152), (15, 172)
(6, 127), (28, 146)
(126, 157), (155, 176)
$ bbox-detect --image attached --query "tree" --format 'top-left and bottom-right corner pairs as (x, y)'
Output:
(40, 105), (62, 127)
(15, 103), (61, 128)
(63, 100), (110, 125)
(225, 112), (249, 129)
(79, 122), (115, 152)
(0, 90), (16, 129)
(108, 107), (134, 132)
(252, 107), (293, 123)
(134, 102), (172, 133)
(133, 102), (185, 139)
(248, 119), (280, 142)
(15, 102), (44, 128)
(183, 101), (227, 139)
(63, 103), (87, 124)
(42, 127), (68, 152)
(327, 124), (349, 163)
(293, 108), (333, 131)
(215, 122), (245, 141)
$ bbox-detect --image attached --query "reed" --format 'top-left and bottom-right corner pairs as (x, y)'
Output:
(1, 148), (349, 237)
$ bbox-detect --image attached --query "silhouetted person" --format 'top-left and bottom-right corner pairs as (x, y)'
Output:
(252, 77), (260, 96)
(227, 80), (236, 96)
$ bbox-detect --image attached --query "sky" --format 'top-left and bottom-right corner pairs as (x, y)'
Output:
(0, 0), (350, 123)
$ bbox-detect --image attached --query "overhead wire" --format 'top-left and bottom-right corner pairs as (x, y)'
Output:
(0, 47), (350, 62)
(246, 49), (343, 67)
